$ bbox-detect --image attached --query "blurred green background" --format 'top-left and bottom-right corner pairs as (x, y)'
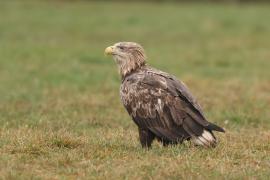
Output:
(0, 1), (270, 179)
(1, 0), (270, 128)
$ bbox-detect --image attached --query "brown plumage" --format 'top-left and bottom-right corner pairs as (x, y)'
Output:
(105, 42), (225, 148)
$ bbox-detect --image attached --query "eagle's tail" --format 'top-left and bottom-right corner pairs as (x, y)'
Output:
(192, 123), (225, 147)
(192, 130), (217, 147)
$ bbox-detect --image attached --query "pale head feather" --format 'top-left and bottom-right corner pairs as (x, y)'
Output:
(110, 42), (146, 78)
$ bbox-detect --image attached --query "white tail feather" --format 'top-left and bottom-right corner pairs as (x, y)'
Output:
(192, 138), (204, 146)
(192, 130), (216, 147)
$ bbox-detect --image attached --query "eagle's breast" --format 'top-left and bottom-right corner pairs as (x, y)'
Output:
(120, 72), (163, 120)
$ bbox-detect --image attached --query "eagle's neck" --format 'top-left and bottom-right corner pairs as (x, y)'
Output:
(120, 63), (146, 80)
(113, 49), (146, 79)
(116, 57), (146, 79)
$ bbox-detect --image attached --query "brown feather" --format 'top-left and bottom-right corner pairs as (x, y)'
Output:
(108, 42), (225, 148)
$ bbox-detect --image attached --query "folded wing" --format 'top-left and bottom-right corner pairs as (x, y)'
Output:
(121, 68), (224, 145)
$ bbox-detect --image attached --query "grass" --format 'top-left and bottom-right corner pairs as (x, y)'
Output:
(0, 1), (270, 179)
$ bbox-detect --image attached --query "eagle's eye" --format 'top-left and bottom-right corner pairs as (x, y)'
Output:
(118, 46), (125, 50)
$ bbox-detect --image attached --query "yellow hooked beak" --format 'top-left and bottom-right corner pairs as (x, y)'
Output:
(104, 46), (114, 55)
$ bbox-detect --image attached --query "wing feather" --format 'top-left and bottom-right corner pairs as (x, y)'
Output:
(143, 68), (210, 127)
(121, 67), (223, 143)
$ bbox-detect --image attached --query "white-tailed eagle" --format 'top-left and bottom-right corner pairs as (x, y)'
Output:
(105, 42), (225, 148)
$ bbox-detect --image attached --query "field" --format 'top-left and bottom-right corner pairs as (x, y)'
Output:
(0, 1), (270, 179)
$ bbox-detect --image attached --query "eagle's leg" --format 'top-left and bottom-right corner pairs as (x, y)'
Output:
(138, 128), (155, 148)
(162, 140), (176, 147)
(156, 137), (177, 147)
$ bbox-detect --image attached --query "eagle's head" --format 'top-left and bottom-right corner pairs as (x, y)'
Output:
(105, 42), (146, 78)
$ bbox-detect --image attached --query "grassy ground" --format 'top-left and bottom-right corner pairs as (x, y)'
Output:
(0, 1), (270, 179)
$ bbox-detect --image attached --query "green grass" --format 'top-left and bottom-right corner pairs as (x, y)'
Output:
(0, 1), (270, 179)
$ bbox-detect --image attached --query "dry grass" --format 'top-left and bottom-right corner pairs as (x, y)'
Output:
(0, 1), (270, 179)
(1, 127), (270, 179)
